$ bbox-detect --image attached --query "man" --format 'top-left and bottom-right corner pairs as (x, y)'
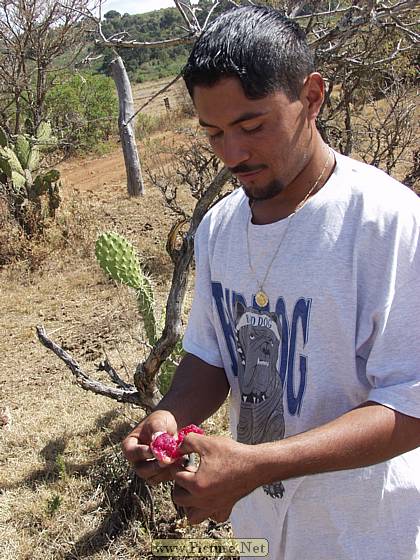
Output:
(122, 6), (420, 559)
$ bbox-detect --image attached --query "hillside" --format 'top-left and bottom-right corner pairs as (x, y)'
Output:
(92, 1), (338, 82)
(90, 1), (222, 82)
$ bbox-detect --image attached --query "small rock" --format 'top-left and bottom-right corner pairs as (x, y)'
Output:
(0, 407), (11, 430)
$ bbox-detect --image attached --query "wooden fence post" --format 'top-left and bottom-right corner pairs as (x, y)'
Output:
(111, 56), (144, 196)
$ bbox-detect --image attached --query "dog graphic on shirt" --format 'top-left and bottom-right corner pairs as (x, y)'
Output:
(234, 300), (285, 498)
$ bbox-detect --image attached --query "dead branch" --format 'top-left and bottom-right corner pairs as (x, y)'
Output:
(133, 166), (231, 395)
(310, 1), (419, 51)
(37, 154), (231, 407)
(402, 149), (420, 191)
(36, 325), (145, 406)
(95, 34), (196, 49)
(97, 359), (134, 391)
(111, 56), (144, 196)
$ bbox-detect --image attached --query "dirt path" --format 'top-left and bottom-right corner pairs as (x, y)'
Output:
(58, 149), (126, 193)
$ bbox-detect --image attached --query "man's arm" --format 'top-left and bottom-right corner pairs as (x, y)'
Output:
(172, 401), (420, 523)
(154, 352), (230, 427)
(121, 353), (229, 483)
(255, 401), (420, 483)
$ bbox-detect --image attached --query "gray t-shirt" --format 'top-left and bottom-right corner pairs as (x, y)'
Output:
(183, 152), (420, 560)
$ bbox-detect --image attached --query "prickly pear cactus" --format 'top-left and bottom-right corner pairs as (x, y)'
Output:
(95, 232), (158, 345)
(0, 122), (61, 235)
(15, 135), (31, 170)
(0, 144), (26, 189)
(0, 126), (9, 148)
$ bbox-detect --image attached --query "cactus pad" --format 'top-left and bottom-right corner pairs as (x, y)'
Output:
(95, 231), (158, 344)
(95, 232), (146, 290)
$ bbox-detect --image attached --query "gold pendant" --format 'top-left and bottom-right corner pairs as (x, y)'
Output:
(255, 290), (269, 308)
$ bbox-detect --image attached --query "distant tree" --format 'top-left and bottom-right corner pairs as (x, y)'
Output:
(0, 0), (95, 137)
(98, 7), (190, 76)
(45, 73), (118, 155)
(104, 9), (121, 19)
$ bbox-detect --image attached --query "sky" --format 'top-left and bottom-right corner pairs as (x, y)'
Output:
(101, 0), (177, 15)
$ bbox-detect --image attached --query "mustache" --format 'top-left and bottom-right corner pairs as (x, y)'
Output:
(229, 164), (267, 174)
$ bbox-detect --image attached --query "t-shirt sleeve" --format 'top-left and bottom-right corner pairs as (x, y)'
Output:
(358, 206), (420, 418)
(182, 217), (224, 368)
(365, 277), (420, 417)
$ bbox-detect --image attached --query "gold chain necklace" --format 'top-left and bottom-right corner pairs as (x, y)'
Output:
(247, 148), (332, 308)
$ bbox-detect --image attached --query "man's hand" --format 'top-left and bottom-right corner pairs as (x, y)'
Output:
(122, 353), (230, 487)
(182, 504), (233, 525)
(122, 410), (181, 485)
(171, 433), (258, 525)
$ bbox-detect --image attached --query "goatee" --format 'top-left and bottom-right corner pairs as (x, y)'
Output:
(242, 179), (286, 201)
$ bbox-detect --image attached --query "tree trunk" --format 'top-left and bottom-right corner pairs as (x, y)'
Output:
(110, 56), (144, 196)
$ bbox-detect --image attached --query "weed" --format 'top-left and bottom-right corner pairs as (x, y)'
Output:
(46, 494), (62, 516)
(55, 454), (67, 480)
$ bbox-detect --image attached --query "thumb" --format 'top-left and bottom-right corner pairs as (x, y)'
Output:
(177, 431), (207, 455)
(174, 467), (197, 490)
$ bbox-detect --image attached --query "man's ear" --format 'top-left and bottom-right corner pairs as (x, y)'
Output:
(301, 72), (325, 120)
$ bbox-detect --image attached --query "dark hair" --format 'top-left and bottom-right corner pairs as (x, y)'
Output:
(183, 6), (314, 101)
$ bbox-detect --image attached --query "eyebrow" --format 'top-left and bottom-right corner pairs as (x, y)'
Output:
(198, 111), (269, 128)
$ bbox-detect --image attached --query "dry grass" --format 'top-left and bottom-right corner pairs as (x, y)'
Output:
(0, 115), (232, 560)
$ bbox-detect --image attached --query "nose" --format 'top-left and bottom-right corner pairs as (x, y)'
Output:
(219, 133), (250, 169)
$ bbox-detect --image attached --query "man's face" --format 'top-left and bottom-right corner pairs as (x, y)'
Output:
(193, 77), (311, 201)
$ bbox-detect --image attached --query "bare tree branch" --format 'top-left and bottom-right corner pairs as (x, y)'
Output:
(203, 0), (222, 30)
(134, 166), (231, 395)
(36, 326), (142, 405)
(95, 34), (196, 49)
(310, 1), (420, 50)
(97, 359), (134, 391)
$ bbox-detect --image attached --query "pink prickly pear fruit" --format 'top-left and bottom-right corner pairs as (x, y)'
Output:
(150, 431), (180, 463)
(149, 424), (204, 463)
(177, 424), (204, 445)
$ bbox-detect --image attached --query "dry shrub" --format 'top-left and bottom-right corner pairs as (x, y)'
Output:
(0, 190), (97, 272)
(54, 194), (97, 260)
(178, 92), (195, 118)
(0, 195), (52, 270)
(0, 196), (30, 266)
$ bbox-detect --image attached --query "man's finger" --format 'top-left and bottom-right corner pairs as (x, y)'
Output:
(173, 468), (197, 492)
(184, 506), (211, 525)
(169, 460), (197, 479)
(183, 505), (231, 525)
(177, 432), (207, 455)
(147, 468), (176, 486)
(134, 455), (188, 482)
(122, 438), (153, 464)
(210, 506), (232, 523)
(133, 459), (160, 480)
(133, 458), (173, 480)
(172, 481), (197, 507)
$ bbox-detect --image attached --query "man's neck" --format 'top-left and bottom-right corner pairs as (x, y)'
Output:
(251, 144), (335, 225)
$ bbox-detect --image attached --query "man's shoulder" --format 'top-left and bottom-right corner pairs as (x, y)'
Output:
(209, 186), (246, 216)
(199, 187), (247, 231)
(335, 152), (419, 216)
